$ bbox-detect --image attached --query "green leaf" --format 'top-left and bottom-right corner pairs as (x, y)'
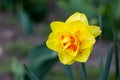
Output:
(103, 44), (113, 80)
(12, 58), (24, 80)
(16, 3), (34, 35)
(118, 71), (120, 80)
(108, 13), (119, 79)
(24, 64), (39, 80)
(28, 43), (58, 80)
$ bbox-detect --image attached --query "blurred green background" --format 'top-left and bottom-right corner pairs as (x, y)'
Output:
(0, 0), (120, 80)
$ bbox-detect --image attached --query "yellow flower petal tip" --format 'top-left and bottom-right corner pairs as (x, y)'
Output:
(46, 12), (102, 65)
(66, 12), (89, 25)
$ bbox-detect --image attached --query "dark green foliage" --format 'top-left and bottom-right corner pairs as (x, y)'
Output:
(0, 0), (49, 35)
(0, 0), (49, 22)
(16, 5), (34, 35)
(103, 44), (113, 80)
(28, 44), (58, 80)
(118, 71), (120, 80)
(24, 64), (39, 80)
(108, 13), (119, 79)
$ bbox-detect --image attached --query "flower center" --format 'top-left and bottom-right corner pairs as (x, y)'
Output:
(61, 33), (77, 51)
(60, 31), (83, 54)
(62, 36), (77, 51)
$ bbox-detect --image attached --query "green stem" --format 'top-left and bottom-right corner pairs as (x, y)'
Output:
(99, 14), (103, 80)
(64, 65), (74, 80)
(81, 63), (88, 80)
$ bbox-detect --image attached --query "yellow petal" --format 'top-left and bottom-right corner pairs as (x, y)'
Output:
(75, 47), (93, 62)
(46, 32), (61, 51)
(50, 21), (66, 32)
(80, 32), (95, 49)
(66, 21), (87, 32)
(87, 26), (102, 37)
(57, 51), (75, 65)
(65, 12), (89, 25)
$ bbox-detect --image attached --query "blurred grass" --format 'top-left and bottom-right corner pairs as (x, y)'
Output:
(0, 63), (12, 73)
(5, 41), (33, 56)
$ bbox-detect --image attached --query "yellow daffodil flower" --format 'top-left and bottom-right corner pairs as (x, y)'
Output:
(46, 12), (102, 65)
